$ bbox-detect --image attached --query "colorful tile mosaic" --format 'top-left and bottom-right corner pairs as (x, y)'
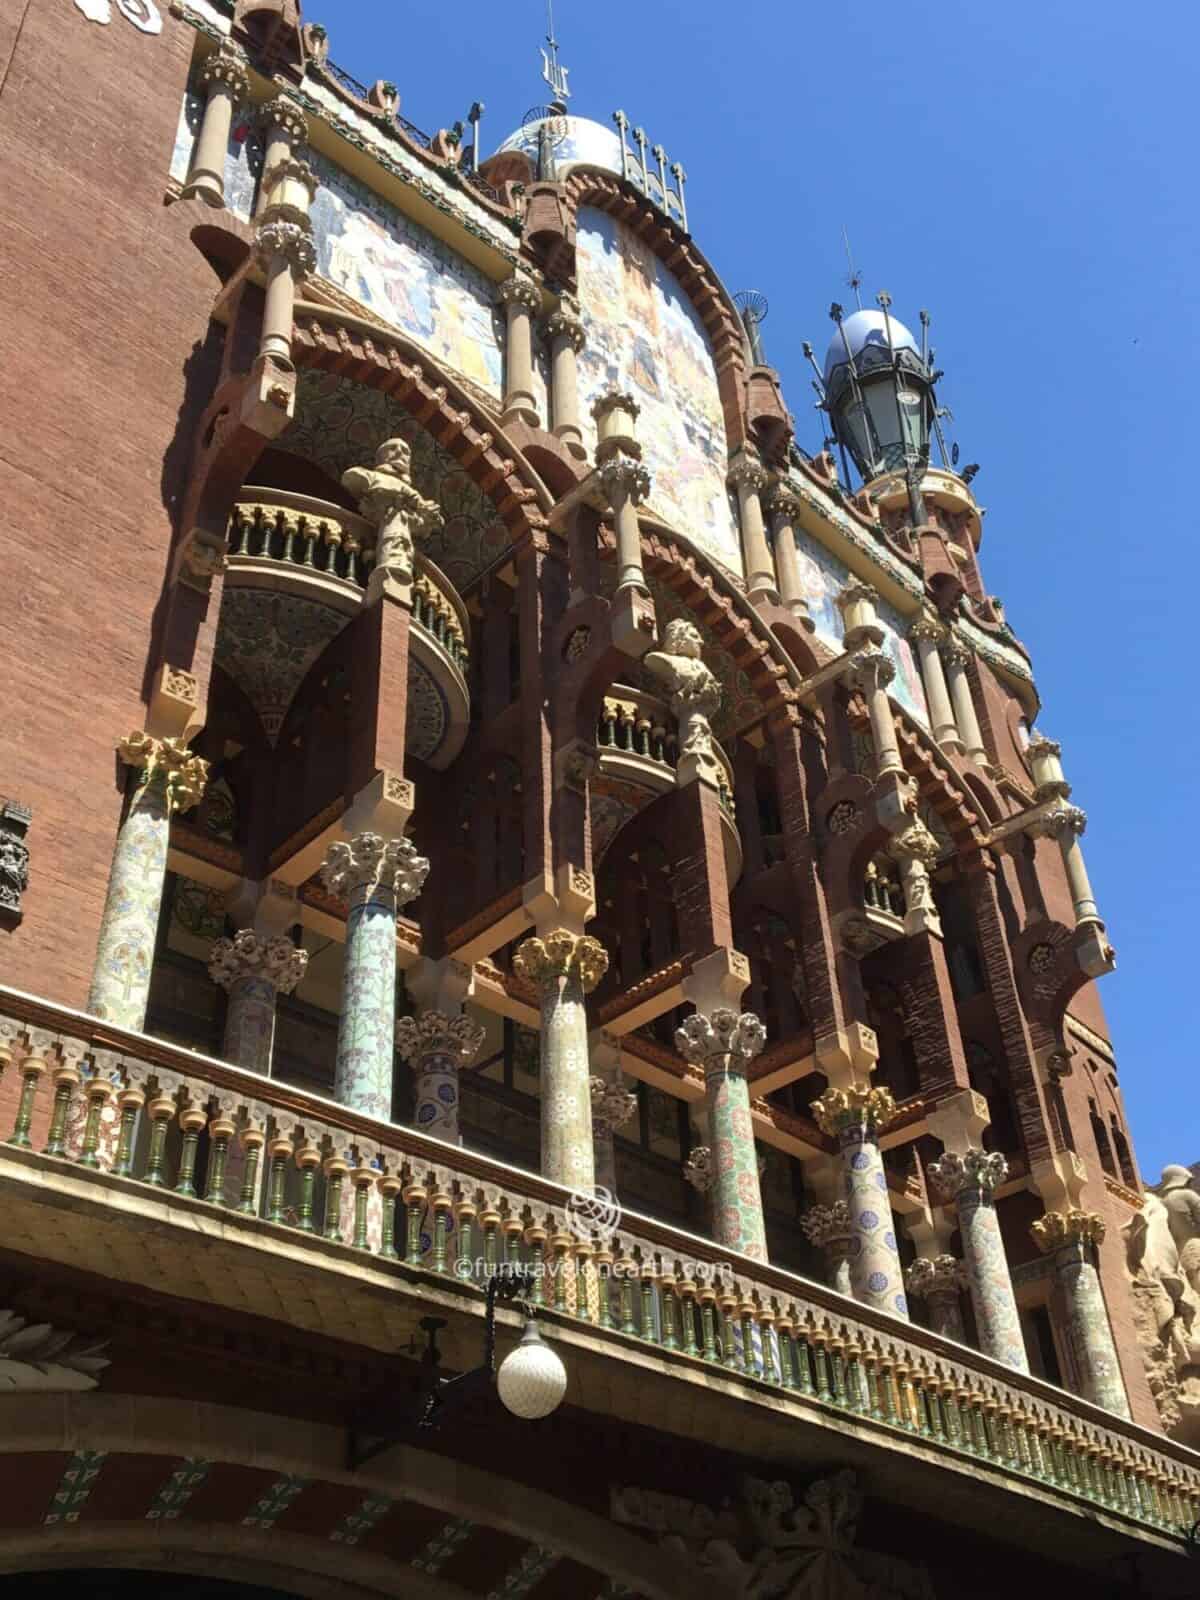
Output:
(576, 208), (740, 578)
(707, 1067), (768, 1263)
(44, 1450), (107, 1524)
(840, 1130), (908, 1320)
(146, 1459), (212, 1520)
(87, 788), (170, 1031)
(411, 1516), (475, 1574)
(330, 1493), (393, 1545)
(242, 1473), (309, 1528)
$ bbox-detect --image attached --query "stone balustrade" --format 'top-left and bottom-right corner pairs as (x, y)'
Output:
(1, 991), (1197, 1538)
(596, 684), (735, 819)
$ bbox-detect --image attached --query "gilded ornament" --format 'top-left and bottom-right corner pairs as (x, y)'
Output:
(810, 1082), (897, 1137)
(512, 929), (610, 993)
(1030, 1208), (1106, 1254)
(116, 732), (208, 815)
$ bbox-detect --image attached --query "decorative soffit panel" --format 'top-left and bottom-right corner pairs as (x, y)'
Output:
(214, 588), (346, 744)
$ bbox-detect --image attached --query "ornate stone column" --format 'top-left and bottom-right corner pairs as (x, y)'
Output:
(593, 391), (651, 594)
(811, 1085), (909, 1319)
(1039, 804), (1102, 927)
(513, 930), (609, 1190)
(208, 930), (308, 1074)
(498, 274), (542, 428)
(904, 1254), (968, 1342)
(395, 1010), (485, 1143)
(88, 733), (208, 1031)
(848, 648), (905, 778)
(343, 436), (440, 601)
(728, 451), (778, 604)
(589, 1073), (638, 1198)
(257, 96), (309, 217)
(908, 614), (960, 751)
(1031, 1208), (1130, 1417)
(675, 1009), (769, 1262)
(180, 44), (250, 208)
(886, 819), (943, 938)
(929, 1147), (1029, 1372)
(800, 1200), (856, 1296)
(765, 485), (814, 630)
(544, 303), (587, 458)
(320, 833), (430, 1121)
(254, 217), (316, 366)
(942, 640), (987, 765)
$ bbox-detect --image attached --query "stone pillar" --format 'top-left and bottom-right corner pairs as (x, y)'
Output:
(848, 648), (904, 778)
(942, 641), (987, 765)
(395, 1009), (485, 1143)
(929, 1147), (1028, 1371)
(765, 485), (814, 630)
(342, 436), (441, 602)
(88, 733), (208, 1031)
(320, 833), (430, 1121)
(1031, 1208), (1131, 1417)
(811, 1085), (909, 1319)
(800, 1200), (856, 1296)
(908, 615), (960, 751)
(257, 96), (309, 218)
(675, 1009), (769, 1262)
(589, 1073), (638, 1198)
(512, 930), (609, 1190)
(886, 818), (943, 938)
(728, 452), (778, 604)
(544, 304), (587, 458)
(599, 458), (652, 594)
(1040, 804), (1102, 927)
(498, 274), (542, 428)
(904, 1254), (967, 1342)
(208, 930), (308, 1074)
(254, 219), (316, 366)
(180, 44), (250, 208)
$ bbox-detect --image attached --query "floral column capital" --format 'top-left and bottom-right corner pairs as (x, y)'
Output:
(590, 1075), (638, 1132)
(321, 832), (430, 907)
(1030, 1207), (1106, 1254)
(208, 930), (308, 995)
(395, 1010), (486, 1066)
(116, 732), (208, 815)
(544, 306), (587, 352)
(683, 1144), (714, 1192)
(904, 1253), (967, 1299)
(253, 218), (317, 277)
(799, 1199), (855, 1250)
(197, 42), (250, 102)
(929, 1147), (1008, 1202)
(496, 273), (542, 314)
(513, 929), (609, 994)
(811, 1082), (897, 1139)
(674, 1008), (766, 1076)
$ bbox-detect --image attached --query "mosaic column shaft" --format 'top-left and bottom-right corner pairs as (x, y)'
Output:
(930, 1148), (1028, 1371)
(209, 930), (308, 1075)
(514, 930), (609, 1191)
(181, 45), (250, 207)
(395, 1010), (486, 1143)
(321, 833), (430, 1122)
(676, 1009), (769, 1262)
(1032, 1209), (1130, 1417)
(88, 733), (208, 1032)
(904, 1254), (967, 1342)
(813, 1086), (908, 1319)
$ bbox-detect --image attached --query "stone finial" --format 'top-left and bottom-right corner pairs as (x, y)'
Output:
(395, 1010), (486, 1066)
(320, 833), (430, 907)
(683, 1145), (714, 1193)
(904, 1254), (967, 1299)
(1030, 1207), (1106, 1254)
(799, 1200), (854, 1250)
(512, 929), (610, 994)
(810, 1083), (897, 1138)
(208, 930), (308, 995)
(675, 1008), (766, 1073)
(929, 1147), (1008, 1202)
(341, 437), (440, 583)
(116, 732), (208, 815)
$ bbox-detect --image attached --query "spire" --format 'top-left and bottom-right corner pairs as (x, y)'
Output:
(540, 0), (571, 108)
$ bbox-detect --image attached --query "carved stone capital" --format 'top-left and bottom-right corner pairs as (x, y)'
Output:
(208, 930), (308, 995)
(590, 1075), (638, 1132)
(260, 95), (309, 143)
(929, 1146), (1008, 1201)
(765, 483), (804, 523)
(728, 454), (769, 495)
(1030, 1207), (1106, 1254)
(908, 613), (948, 646)
(513, 930), (609, 994)
(799, 1200), (855, 1250)
(848, 646), (894, 694)
(198, 44), (250, 101)
(941, 639), (973, 671)
(905, 1254), (967, 1299)
(320, 832), (430, 907)
(116, 732), (208, 815)
(598, 457), (651, 508)
(497, 274), (541, 314)
(811, 1083), (897, 1138)
(1039, 803), (1087, 840)
(544, 308), (586, 352)
(395, 1010), (486, 1067)
(675, 1008), (766, 1073)
(886, 818), (941, 869)
(1025, 733), (1062, 761)
(591, 390), (641, 425)
(683, 1145), (714, 1193)
(254, 218), (317, 277)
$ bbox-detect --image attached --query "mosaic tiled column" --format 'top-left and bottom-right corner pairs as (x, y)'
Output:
(88, 733), (209, 1031)
(208, 930), (309, 1075)
(321, 833), (430, 1122)
(395, 1009), (486, 1143)
(930, 1148), (1029, 1372)
(513, 930), (609, 1191)
(904, 1254), (968, 1342)
(812, 1085), (908, 1319)
(675, 1009), (769, 1262)
(589, 1074), (638, 1199)
(1032, 1208), (1130, 1417)
(800, 1201), (856, 1297)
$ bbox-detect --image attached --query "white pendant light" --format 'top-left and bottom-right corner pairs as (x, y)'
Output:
(497, 1317), (567, 1419)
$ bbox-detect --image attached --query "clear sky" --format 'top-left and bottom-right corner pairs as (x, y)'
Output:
(325, 0), (1198, 1178)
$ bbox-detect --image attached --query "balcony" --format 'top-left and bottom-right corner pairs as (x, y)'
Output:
(0, 985), (1196, 1554)
(596, 685), (742, 881)
(226, 490), (470, 767)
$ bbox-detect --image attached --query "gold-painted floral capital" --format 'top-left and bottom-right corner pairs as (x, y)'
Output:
(513, 929), (609, 994)
(116, 731), (208, 815)
(811, 1083), (898, 1138)
(1030, 1207), (1106, 1254)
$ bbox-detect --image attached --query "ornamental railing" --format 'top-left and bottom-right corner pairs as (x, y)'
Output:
(597, 686), (736, 820)
(1, 990), (1197, 1540)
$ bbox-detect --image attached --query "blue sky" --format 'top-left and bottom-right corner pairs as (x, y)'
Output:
(325, 1), (1198, 1177)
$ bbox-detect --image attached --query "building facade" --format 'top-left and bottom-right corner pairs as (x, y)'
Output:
(0, 0), (1198, 1595)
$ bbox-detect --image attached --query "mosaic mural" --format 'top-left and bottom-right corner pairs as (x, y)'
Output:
(214, 589), (346, 743)
(575, 208), (741, 578)
(790, 524), (929, 729)
(280, 372), (510, 587)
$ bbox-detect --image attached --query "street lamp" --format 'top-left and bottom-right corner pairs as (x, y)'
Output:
(497, 1315), (567, 1419)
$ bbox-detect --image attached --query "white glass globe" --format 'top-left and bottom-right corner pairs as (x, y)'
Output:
(497, 1319), (567, 1420)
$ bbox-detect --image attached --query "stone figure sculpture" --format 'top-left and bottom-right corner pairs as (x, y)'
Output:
(644, 618), (722, 785)
(1124, 1168), (1200, 1443)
